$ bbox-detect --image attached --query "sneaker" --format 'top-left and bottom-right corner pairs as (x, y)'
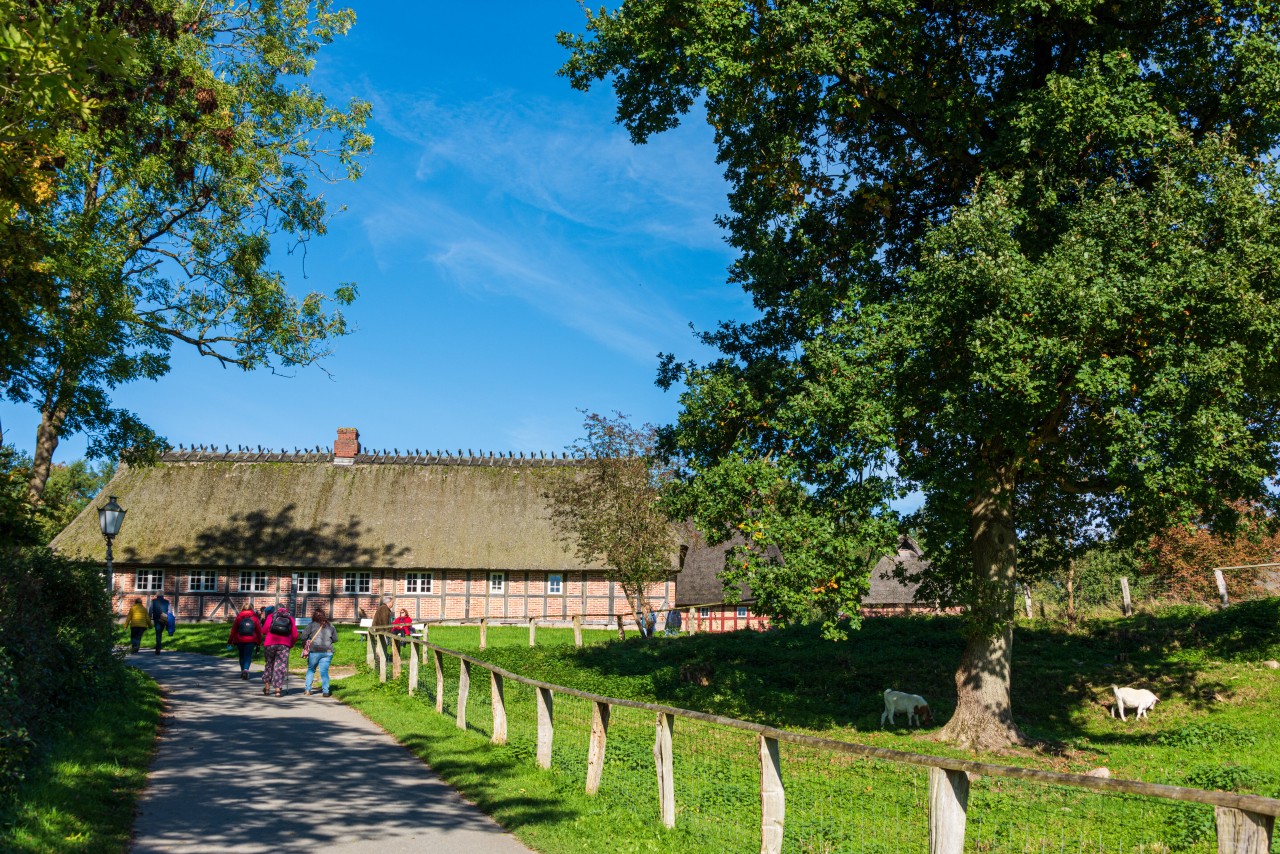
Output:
(322, 691), (331, 697)
(241, 671), (249, 680)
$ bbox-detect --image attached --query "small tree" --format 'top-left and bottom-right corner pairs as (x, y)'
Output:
(544, 412), (678, 635)
(1147, 505), (1280, 602)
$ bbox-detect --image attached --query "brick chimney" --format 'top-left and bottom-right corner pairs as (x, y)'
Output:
(334, 427), (359, 466)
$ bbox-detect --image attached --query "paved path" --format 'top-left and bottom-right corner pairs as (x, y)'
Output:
(128, 652), (532, 853)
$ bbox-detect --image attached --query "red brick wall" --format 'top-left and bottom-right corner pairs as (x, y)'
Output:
(111, 567), (674, 625)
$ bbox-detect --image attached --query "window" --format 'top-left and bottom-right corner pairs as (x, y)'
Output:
(405, 572), (433, 594)
(189, 570), (217, 592)
(489, 572), (505, 593)
(736, 606), (749, 619)
(343, 572), (371, 594)
(136, 569), (163, 592)
(698, 607), (710, 619)
(547, 573), (562, 595)
(298, 571), (320, 593)
(238, 571), (269, 593)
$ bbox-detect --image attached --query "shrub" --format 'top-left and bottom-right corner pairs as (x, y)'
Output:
(0, 546), (117, 803)
(1156, 722), (1257, 750)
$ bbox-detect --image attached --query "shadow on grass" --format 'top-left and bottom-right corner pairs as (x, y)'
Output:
(470, 598), (1280, 748)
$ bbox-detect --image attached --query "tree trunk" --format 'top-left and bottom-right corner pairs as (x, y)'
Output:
(26, 406), (66, 505)
(934, 467), (1026, 751)
(1066, 560), (1076, 629)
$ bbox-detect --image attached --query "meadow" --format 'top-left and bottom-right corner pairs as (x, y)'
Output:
(331, 600), (1280, 854)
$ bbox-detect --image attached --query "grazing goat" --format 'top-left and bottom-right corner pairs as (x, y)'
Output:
(881, 689), (934, 728)
(1110, 685), (1158, 721)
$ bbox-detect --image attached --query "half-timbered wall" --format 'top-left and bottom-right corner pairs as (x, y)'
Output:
(110, 567), (675, 625)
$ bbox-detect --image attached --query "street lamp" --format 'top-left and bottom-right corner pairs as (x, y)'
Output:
(98, 495), (126, 591)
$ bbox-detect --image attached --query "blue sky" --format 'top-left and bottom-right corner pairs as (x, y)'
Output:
(1, 1), (750, 461)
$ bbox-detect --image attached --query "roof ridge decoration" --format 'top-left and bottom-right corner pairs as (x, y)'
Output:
(161, 444), (583, 467)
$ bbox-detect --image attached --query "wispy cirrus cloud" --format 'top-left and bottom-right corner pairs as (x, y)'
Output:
(349, 83), (742, 364)
(367, 87), (731, 252)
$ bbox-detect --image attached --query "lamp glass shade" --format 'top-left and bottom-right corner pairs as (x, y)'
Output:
(98, 496), (126, 538)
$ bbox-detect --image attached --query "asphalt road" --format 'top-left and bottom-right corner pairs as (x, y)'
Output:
(127, 651), (532, 853)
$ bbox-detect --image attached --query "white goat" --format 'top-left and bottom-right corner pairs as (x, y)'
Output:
(881, 689), (934, 727)
(1110, 685), (1158, 721)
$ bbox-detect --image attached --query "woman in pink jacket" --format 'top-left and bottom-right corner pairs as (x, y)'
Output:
(260, 607), (298, 697)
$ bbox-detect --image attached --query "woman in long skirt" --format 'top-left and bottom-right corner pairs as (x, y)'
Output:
(260, 607), (298, 696)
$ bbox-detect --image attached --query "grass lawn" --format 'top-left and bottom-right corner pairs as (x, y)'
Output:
(336, 599), (1280, 854)
(0, 665), (162, 854)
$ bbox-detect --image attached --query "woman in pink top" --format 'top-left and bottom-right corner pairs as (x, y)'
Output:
(260, 608), (299, 696)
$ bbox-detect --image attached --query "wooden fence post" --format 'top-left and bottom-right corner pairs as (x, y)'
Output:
(1215, 570), (1230, 608)
(375, 634), (387, 683)
(616, 614), (625, 640)
(572, 615), (583, 647)
(1120, 577), (1133, 617)
(760, 735), (785, 854)
(456, 658), (471, 731)
(536, 687), (554, 770)
(407, 640), (419, 695)
(1022, 584), (1033, 620)
(480, 618), (488, 650)
(687, 607), (697, 635)
(365, 631), (374, 666)
(585, 701), (610, 795)
(653, 712), (675, 828)
(391, 636), (402, 680)
(529, 617), (536, 647)
(1215, 806), (1274, 854)
(491, 671), (507, 745)
(433, 649), (444, 714)
(928, 767), (970, 854)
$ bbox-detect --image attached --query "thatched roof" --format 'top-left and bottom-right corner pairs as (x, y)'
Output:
(674, 532), (929, 607)
(52, 450), (625, 570)
(863, 536), (929, 605)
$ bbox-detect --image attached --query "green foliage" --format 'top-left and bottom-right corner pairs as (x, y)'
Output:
(563, 1), (1280, 739)
(0, 547), (117, 803)
(0, 666), (159, 853)
(1157, 722), (1257, 750)
(545, 412), (679, 630)
(6, 0), (372, 499)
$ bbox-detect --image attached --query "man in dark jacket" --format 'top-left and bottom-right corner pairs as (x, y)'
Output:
(372, 597), (393, 630)
(149, 593), (170, 655)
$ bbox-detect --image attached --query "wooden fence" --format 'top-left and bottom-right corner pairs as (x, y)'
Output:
(365, 629), (1277, 854)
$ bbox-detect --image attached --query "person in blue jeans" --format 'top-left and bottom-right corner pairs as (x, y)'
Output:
(149, 593), (170, 654)
(300, 607), (338, 697)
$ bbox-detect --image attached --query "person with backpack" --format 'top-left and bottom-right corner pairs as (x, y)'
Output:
(300, 607), (338, 697)
(149, 593), (171, 654)
(260, 606), (298, 697)
(124, 598), (151, 653)
(228, 606), (263, 680)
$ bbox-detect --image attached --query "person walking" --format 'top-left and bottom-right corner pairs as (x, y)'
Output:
(228, 606), (262, 680)
(125, 598), (151, 653)
(260, 606), (298, 697)
(149, 592), (171, 654)
(300, 607), (338, 697)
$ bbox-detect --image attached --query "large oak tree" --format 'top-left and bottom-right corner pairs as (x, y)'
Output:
(562, 2), (1280, 748)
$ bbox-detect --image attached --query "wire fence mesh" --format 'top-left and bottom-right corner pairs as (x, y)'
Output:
(372, 636), (1262, 854)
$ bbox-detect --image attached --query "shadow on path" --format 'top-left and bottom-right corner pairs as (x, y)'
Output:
(128, 652), (530, 854)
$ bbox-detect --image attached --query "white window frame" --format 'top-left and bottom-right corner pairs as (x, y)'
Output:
(547, 573), (563, 595)
(698, 607), (710, 619)
(136, 569), (163, 592)
(188, 570), (217, 592)
(736, 606), (749, 619)
(343, 572), (371, 594)
(405, 572), (433, 594)
(489, 572), (505, 594)
(298, 571), (320, 593)
(238, 570), (269, 593)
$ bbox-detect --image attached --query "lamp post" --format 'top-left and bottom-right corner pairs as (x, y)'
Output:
(98, 495), (126, 594)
